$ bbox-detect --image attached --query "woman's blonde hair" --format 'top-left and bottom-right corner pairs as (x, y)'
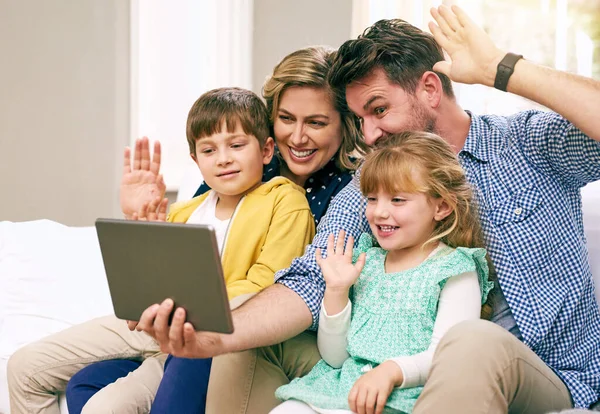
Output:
(360, 131), (493, 319)
(262, 46), (368, 170)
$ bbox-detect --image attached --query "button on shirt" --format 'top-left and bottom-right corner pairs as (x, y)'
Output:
(275, 110), (600, 408)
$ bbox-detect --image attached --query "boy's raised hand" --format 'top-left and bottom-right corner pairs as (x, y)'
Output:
(131, 196), (169, 222)
(428, 5), (505, 87)
(316, 230), (366, 292)
(120, 137), (167, 218)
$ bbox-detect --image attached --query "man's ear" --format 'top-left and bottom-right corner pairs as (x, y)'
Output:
(434, 199), (453, 222)
(419, 71), (443, 109)
(190, 152), (198, 163)
(262, 137), (275, 164)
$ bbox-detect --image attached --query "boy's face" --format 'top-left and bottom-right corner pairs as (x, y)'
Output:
(191, 121), (274, 199)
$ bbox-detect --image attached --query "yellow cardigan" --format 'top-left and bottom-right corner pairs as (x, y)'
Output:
(167, 177), (315, 299)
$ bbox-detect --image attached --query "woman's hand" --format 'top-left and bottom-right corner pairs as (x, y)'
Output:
(131, 196), (169, 222)
(121, 137), (167, 218)
(348, 361), (404, 414)
(428, 5), (505, 87)
(316, 230), (366, 292)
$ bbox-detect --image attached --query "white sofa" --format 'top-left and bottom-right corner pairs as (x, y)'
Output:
(1, 181), (599, 414)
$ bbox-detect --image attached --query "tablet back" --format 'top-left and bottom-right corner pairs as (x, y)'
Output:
(95, 218), (233, 333)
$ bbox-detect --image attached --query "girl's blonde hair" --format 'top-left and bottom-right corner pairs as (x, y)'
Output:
(262, 46), (368, 170)
(361, 131), (493, 319)
(360, 131), (483, 249)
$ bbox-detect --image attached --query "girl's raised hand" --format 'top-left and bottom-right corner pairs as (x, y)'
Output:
(316, 230), (366, 292)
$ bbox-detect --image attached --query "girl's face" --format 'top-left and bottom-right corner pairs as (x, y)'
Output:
(274, 86), (343, 186)
(365, 189), (450, 252)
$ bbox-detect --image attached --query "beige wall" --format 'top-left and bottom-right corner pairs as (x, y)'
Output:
(0, 0), (353, 226)
(252, 0), (353, 95)
(0, 0), (130, 226)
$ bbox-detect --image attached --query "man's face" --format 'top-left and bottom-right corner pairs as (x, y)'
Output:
(346, 68), (437, 147)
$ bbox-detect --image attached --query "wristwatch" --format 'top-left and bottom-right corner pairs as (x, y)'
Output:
(494, 52), (523, 92)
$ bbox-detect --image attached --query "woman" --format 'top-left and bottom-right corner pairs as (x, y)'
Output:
(65, 46), (368, 414)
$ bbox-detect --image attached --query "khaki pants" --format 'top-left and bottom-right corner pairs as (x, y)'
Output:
(7, 293), (255, 414)
(206, 320), (574, 414)
(7, 315), (165, 414)
(206, 331), (321, 414)
(413, 319), (573, 414)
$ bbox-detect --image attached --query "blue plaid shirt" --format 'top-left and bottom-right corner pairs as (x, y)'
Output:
(275, 110), (600, 408)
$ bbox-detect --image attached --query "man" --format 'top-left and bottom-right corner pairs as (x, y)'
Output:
(137, 5), (600, 413)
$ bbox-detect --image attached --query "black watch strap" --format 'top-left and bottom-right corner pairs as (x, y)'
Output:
(494, 53), (523, 92)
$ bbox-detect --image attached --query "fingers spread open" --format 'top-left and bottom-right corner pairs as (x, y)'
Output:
(123, 147), (132, 174)
(355, 252), (367, 275)
(133, 138), (142, 170)
(150, 140), (162, 175)
(157, 174), (166, 192)
(430, 6), (455, 38)
(315, 247), (323, 265)
(428, 21), (451, 52)
(345, 235), (354, 257)
(158, 198), (169, 221)
(138, 202), (149, 220)
(326, 233), (335, 258)
(140, 137), (151, 171)
(437, 4), (461, 32)
(335, 230), (346, 255)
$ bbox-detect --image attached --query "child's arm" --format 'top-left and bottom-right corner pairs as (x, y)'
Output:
(314, 230), (366, 368)
(317, 300), (351, 368)
(225, 189), (315, 299)
(389, 271), (481, 388)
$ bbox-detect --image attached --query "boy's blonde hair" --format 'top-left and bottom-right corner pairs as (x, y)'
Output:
(360, 131), (493, 319)
(186, 87), (270, 155)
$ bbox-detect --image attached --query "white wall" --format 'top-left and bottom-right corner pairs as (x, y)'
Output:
(0, 0), (130, 226)
(252, 0), (353, 96)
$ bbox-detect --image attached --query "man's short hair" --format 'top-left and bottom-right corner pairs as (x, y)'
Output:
(186, 87), (270, 155)
(329, 19), (454, 103)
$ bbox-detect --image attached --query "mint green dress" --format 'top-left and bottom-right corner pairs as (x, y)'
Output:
(276, 234), (493, 413)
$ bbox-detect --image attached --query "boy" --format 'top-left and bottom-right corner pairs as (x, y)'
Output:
(8, 87), (315, 413)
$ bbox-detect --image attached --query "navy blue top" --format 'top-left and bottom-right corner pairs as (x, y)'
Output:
(193, 155), (353, 226)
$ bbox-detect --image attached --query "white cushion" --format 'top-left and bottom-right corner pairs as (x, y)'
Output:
(0, 220), (114, 414)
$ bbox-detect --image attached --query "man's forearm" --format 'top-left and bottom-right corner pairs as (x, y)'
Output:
(219, 283), (313, 353)
(504, 59), (600, 142)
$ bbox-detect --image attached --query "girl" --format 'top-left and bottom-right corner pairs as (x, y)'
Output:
(273, 131), (494, 414)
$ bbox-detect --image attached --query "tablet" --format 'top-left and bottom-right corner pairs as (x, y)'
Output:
(95, 218), (233, 334)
